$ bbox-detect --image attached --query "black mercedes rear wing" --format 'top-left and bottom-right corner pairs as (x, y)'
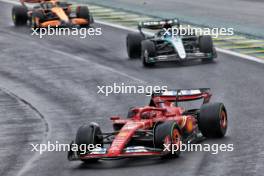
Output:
(138, 18), (180, 31)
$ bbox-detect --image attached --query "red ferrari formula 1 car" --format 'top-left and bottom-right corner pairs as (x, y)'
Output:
(68, 88), (228, 162)
(12, 0), (93, 28)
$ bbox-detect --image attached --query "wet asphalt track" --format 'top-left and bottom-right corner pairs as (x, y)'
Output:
(0, 1), (264, 176)
(0, 89), (46, 176)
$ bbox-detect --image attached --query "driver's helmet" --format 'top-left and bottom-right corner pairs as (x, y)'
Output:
(141, 111), (151, 119)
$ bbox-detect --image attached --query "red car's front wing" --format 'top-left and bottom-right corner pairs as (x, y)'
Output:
(81, 152), (162, 160)
(68, 147), (164, 161)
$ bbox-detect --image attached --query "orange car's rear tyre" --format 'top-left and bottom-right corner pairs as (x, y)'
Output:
(154, 121), (182, 158)
(12, 5), (28, 26)
(76, 6), (90, 27)
(198, 102), (227, 138)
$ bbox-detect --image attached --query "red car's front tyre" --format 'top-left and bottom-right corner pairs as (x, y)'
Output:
(154, 121), (182, 158)
(75, 123), (103, 163)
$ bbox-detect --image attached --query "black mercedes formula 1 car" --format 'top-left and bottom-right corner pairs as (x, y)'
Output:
(126, 19), (217, 67)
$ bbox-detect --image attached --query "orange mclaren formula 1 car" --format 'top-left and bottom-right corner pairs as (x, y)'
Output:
(68, 89), (228, 163)
(12, 0), (94, 28)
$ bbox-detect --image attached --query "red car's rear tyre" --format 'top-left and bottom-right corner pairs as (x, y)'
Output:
(154, 121), (182, 158)
(198, 102), (227, 138)
(12, 5), (28, 26)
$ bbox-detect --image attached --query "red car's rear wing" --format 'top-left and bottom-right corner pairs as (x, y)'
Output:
(151, 88), (212, 105)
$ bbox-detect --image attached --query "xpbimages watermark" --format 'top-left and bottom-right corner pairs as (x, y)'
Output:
(97, 83), (168, 96)
(31, 141), (101, 154)
(31, 26), (102, 39)
(162, 25), (234, 38)
(163, 142), (234, 155)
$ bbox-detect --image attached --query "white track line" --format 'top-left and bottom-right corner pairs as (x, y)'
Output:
(216, 48), (264, 64)
(1, 0), (264, 64)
